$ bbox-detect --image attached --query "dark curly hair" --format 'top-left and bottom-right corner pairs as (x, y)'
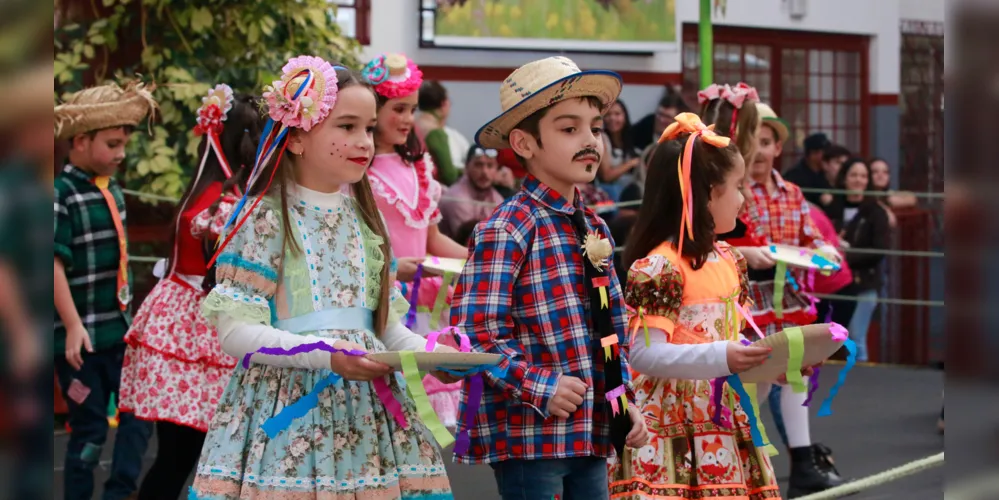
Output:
(624, 133), (742, 271)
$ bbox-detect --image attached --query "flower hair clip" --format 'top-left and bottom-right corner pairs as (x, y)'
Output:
(263, 55), (339, 132)
(194, 84), (234, 136)
(362, 53), (423, 99)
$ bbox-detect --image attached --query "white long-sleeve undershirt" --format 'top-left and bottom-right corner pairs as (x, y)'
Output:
(216, 314), (435, 371)
(628, 327), (733, 380)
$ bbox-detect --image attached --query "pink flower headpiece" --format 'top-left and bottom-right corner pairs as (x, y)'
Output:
(194, 84), (234, 136)
(263, 55), (339, 132)
(362, 54), (423, 100)
(697, 82), (760, 109)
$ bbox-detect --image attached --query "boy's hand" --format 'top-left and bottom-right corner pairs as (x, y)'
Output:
(726, 342), (771, 374)
(626, 404), (650, 448)
(65, 324), (93, 370)
(547, 375), (587, 418)
(429, 344), (462, 384)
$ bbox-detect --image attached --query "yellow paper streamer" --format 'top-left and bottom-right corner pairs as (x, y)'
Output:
(428, 271), (455, 330)
(400, 351), (454, 448)
(619, 393), (629, 416)
(743, 383), (779, 457)
(599, 286), (609, 309)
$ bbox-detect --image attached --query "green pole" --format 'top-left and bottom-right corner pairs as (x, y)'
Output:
(699, 0), (713, 89)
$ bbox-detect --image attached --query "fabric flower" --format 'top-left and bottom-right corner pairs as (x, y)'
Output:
(263, 55), (339, 131)
(364, 53), (423, 100)
(194, 84), (234, 136)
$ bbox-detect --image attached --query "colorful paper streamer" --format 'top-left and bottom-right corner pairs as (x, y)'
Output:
(817, 338), (856, 416)
(784, 327), (807, 393)
(593, 276), (610, 309)
(727, 375), (778, 456)
(261, 372), (341, 438)
(606, 385), (628, 416)
(773, 261), (787, 319)
(601, 334), (620, 361)
(710, 377), (731, 428)
(428, 271), (455, 330)
(372, 377), (408, 428)
(405, 264), (424, 329)
(400, 351), (454, 448)
(802, 366), (821, 407)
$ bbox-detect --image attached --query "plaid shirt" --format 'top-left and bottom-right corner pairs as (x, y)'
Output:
(54, 164), (131, 354)
(451, 174), (633, 465)
(745, 170), (825, 248)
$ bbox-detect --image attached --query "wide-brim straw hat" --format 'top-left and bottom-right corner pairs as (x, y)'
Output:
(755, 102), (789, 145)
(54, 81), (158, 140)
(475, 56), (622, 149)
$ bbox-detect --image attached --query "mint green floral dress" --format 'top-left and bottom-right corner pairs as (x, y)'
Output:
(190, 187), (453, 500)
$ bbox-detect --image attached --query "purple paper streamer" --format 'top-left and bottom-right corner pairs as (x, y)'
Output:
(454, 374), (483, 456)
(405, 263), (424, 329)
(711, 377), (727, 427)
(825, 302), (834, 324)
(802, 366), (821, 406)
(241, 341), (367, 369)
(740, 338), (752, 346)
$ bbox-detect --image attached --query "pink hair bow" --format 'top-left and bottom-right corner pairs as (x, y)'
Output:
(722, 82), (761, 109)
(697, 83), (730, 105)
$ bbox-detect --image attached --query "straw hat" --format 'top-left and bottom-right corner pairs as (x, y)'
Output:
(54, 81), (158, 140)
(475, 56), (622, 149)
(755, 102), (789, 145)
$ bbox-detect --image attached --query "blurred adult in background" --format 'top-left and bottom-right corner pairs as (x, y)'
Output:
(596, 100), (641, 201)
(819, 143), (851, 209)
(416, 80), (470, 186)
(0, 64), (56, 500)
(827, 158), (891, 362)
(438, 146), (504, 240)
(869, 157), (917, 227)
(632, 85), (688, 152)
(784, 132), (833, 208)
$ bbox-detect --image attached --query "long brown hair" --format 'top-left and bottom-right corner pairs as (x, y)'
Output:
(624, 134), (742, 271)
(700, 93), (760, 166)
(250, 66), (394, 336)
(375, 93), (425, 164)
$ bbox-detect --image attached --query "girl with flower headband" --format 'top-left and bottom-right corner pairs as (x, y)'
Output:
(362, 53), (469, 429)
(190, 57), (455, 499)
(118, 87), (263, 500)
(609, 113), (783, 499)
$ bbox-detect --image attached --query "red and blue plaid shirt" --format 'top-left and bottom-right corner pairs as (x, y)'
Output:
(745, 170), (825, 248)
(451, 175), (633, 465)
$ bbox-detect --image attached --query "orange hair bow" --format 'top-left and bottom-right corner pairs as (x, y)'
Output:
(657, 113), (731, 257)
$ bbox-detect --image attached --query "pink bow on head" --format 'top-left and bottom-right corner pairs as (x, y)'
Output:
(723, 82), (761, 109)
(697, 83), (731, 105)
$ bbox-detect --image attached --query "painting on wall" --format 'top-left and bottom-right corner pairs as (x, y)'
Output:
(420, 0), (678, 53)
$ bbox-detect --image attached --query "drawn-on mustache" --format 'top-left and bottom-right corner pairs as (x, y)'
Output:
(573, 148), (601, 162)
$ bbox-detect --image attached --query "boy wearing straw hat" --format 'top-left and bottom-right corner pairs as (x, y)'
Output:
(451, 56), (648, 498)
(53, 81), (156, 500)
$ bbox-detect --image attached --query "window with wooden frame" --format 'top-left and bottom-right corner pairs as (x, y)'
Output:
(330, 0), (370, 45)
(682, 25), (869, 172)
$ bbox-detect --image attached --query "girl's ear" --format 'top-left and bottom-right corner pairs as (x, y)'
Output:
(287, 131), (304, 156)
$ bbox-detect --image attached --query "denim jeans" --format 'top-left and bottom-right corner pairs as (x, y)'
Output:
(55, 343), (153, 500)
(491, 457), (610, 500)
(847, 289), (879, 362)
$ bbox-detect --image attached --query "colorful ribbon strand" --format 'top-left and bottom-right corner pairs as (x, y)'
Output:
(773, 260), (788, 319)
(802, 366), (821, 407)
(784, 327), (807, 393)
(400, 351), (454, 448)
(818, 338), (857, 416)
(405, 264), (424, 329)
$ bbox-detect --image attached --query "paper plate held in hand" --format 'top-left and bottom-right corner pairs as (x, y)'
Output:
(422, 257), (466, 275)
(764, 244), (840, 271)
(737, 324), (845, 383)
(366, 351), (501, 372)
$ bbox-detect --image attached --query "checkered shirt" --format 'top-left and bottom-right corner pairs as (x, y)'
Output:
(53, 164), (131, 354)
(744, 170), (826, 248)
(451, 174), (633, 465)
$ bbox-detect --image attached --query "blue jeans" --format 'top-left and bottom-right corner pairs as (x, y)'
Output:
(491, 457), (609, 500)
(55, 343), (153, 500)
(847, 289), (878, 362)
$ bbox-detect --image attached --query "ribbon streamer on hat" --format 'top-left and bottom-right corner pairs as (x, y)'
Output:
(657, 113), (731, 257)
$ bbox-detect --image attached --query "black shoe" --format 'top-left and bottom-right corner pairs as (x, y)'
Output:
(787, 444), (845, 498)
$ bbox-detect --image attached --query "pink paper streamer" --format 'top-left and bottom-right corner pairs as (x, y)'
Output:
(829, 322), (849, 341)
(736, 302), (764, 339)
(372, 377), (408, 428)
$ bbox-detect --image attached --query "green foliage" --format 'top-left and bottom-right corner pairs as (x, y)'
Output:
(55, 0), (361, 200)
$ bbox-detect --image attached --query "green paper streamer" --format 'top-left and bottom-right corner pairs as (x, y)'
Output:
(773, 261), (787, 319)
(743, 383), (779, 457)
(400, 351), (454, 448)
(429, 271), (455, 331)
(784, 327), (807, 393)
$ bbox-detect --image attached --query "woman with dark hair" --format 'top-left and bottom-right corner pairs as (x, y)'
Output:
(597, 99), (641, 201)
(827, 158), (891, 362)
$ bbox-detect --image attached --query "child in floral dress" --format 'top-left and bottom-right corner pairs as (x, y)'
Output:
(609, 114), (780, 499)
(189, 57), (455, 500)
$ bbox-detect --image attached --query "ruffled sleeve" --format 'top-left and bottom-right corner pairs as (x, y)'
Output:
(624, 253), (684, 338)
(421, 154), (444, 225)
(728, 245), (752, 308)
(356, 202), (411, 327)
(201, 201), (283, 327)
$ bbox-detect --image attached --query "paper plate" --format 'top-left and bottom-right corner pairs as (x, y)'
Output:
(366, 351), (501, 372)
(764, 244), (840, 271)
(422, 257), (466, 275)
(737, 324), (845, 383)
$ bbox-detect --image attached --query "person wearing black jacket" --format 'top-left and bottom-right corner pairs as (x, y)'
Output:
(827, 158), (891, 362)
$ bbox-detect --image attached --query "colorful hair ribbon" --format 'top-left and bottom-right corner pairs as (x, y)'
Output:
(658, 113), (731, 257)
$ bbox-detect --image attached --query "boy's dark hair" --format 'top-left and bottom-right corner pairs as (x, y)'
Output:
(84, 125), (135, 140)
(823, 143), (851, 162)
(658, 86), (689, 112)
(624, 134), (741, 271)
(418, 81), (448, 112)
(510, 95), (604, 167)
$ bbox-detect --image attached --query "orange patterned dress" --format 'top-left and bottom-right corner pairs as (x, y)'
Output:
(608, 242), (780, 499)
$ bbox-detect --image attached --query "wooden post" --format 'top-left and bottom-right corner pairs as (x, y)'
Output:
(699, 0), (713, 89)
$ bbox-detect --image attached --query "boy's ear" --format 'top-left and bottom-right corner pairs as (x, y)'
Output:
(70, 133), (90, 152)
(508, 129), (536, 161)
